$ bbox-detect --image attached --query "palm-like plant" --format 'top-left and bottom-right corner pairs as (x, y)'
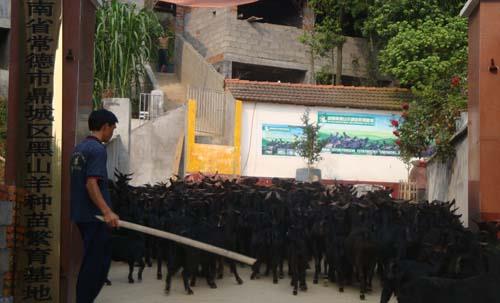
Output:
(93, 0), (164, 107)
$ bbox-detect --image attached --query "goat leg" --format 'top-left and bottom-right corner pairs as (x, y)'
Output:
(137, 258), (145, 282)
(230, 261), (243, 285)
(359, 267), (366, 300)
(165, 266), (178, 294)
(217, 257), (224, 280)
(299, 259), (308, 291)
(128, 260), (135, 284)
(182, 269), (194, 295)
(156, 247), (163, 280)
(145, 237), (153, 268)
(291, 262), (298, 295)
(313, 255), (321, 284)
(207, 259), (218, 289)
(251, 261), (261, 280)
(380, 283), (395, 303)
(279, 258), (285, 279)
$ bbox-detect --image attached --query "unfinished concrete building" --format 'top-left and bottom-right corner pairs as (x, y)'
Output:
(175, 0), (370, 84)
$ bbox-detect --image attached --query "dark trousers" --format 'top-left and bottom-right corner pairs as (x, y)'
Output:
(158, 48), (168, 72)
(76, 222), (112, 303)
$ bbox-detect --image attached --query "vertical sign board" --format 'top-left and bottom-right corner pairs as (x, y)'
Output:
(13, 1), (61, 301)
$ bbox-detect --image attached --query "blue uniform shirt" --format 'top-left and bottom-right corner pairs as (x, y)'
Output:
(70, 136), (112, 222)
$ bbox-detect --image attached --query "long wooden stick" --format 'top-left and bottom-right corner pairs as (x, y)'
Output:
(96, 216), (256, 266)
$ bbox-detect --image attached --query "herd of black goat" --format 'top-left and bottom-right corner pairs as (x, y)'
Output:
(107, 172), (500, 303)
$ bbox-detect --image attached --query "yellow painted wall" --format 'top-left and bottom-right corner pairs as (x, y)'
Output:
(185, 99), (242, 175)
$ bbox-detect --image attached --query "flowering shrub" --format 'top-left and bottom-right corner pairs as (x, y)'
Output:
(391, 75), (467, 162)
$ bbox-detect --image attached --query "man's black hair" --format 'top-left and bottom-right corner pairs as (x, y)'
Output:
(88, 109), (119, 131)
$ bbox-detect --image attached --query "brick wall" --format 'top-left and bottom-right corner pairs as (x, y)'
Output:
(0, 186), (16, 302)
(182, 7), (369, 79)
(183, 8), (231, 59)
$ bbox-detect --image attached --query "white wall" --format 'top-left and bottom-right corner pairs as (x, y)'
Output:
(129, 106), (185, 186)
(427, 132), (468, 226)
(240, 102), (408, 182)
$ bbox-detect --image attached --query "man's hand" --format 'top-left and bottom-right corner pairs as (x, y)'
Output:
(103, 210), (120, 228)
(86, 178), (119, 228)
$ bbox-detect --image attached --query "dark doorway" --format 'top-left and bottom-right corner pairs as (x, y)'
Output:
(0, 28), (9, 69)
(237, 0), (304, 28)
(232, 62), (306, 83)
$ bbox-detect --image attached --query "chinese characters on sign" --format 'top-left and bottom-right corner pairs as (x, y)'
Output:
(261, 112), (401, 157)
(19, 1), (59, 301)
(317, 112), (401, 156)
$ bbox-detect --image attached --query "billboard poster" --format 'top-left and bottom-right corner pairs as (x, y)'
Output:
(262, 124), (303, 156)
(317, 112), (400, 156)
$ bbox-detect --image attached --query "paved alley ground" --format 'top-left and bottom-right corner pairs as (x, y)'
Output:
(98, 262), (397, 303)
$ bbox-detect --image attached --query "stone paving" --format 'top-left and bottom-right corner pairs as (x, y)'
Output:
(98, 262), (397, 303)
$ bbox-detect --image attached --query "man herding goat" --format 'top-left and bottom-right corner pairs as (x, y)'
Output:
(70, 109), (120, 303)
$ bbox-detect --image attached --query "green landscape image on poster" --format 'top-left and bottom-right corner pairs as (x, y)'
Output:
(317, 112), (400, 156)
(262, 124), (303, 156)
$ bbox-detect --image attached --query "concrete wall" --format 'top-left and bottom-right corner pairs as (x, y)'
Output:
(103, 98), (131, 154)
(0, 190), (13, 302)
(0, 69), (7, 98)
(129, 106), (185, 185)
(118, 0), (144, 8)
(183, 8), (230, 60)
(0, 0), (10, 29)
(174, 34), (225, 91)
(241, 102), (407, 182)
(106, 135), (130, 181)
(104, 98), (132, 179)
(427, 132), (469, 226)
(183, 7), (368, 79)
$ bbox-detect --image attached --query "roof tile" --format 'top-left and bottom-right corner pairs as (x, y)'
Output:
(225, 80), (412, 111)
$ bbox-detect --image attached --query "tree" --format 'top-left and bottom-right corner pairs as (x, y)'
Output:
(303, 0), (370, 85)
(362, 0), (465, 86)
(293, 109), (328, 169)
(363, 0), (464, 43)
(93, 0), (164, 107)
(378, 17), (467, 88)
(315, 16), (345, 84)
(373, 6), (468, 160)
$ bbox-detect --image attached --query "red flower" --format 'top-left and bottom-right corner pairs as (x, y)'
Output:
(391, 119), (399, 127)
(419, 160), (426, 167)
(401, 103), (409, 110)
(393, 130), (400, 137)
(396, 139), (402, 146)
(451, 76), (460, 87)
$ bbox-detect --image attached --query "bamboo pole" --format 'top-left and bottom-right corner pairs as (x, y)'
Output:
(96, 216), (257, 266)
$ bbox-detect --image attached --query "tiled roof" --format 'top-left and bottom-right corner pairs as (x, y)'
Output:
(225, 80), (412, 111)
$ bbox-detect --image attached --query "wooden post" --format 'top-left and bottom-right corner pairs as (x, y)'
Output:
(96, 216), (257, 266)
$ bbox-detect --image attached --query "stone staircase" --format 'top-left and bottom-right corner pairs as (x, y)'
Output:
(155, 72), (187, 111)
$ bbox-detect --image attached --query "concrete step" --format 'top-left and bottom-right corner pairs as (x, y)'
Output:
(155, 72), (187, 111)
